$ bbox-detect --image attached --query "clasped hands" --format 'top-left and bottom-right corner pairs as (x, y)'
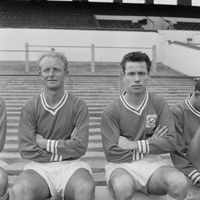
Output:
(118, 125), (168, 150)
(35, 134), (47, 149)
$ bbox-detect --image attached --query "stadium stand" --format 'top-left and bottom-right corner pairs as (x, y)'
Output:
(98, 20), (136, 29)
(1, 1), (200, 30)
(174, 21), (200, 30)
(97, 19), (145, 29)
(0, 1), (99, 29)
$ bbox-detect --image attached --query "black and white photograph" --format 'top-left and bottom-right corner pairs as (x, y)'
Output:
(0, 0), (200, 199)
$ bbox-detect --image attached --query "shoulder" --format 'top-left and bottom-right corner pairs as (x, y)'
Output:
(149, 92), (168, 108)
(68, 93), (87, 108)
(171, 101), (185, 117)
(22, 94), (40, 111)
(104, 97), (121, 115)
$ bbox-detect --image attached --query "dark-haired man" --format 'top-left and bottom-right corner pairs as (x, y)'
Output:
(101, 51), (187, 200)
(171, 79), (200, 187)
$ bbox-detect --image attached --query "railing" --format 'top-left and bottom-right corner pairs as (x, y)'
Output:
(0, 43), (157, 73)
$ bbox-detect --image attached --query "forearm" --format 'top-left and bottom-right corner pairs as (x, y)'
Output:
(104, 146), (135, 163)
(171, 150), (200, 186)
(45, 138), (87, 159)
(118, 137), (149, 154)
(148, 136), (176, 154)
(19, 145), (53, 162)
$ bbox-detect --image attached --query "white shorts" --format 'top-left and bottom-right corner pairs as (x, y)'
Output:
(24, 160), (92, 199)
(105, 154), (173, 193)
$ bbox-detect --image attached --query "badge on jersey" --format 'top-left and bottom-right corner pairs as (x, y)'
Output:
(146, 114), (157, 128)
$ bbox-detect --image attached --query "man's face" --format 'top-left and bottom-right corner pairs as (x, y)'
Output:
(123, 61), (149, 95)
(39, 56), (67, 91)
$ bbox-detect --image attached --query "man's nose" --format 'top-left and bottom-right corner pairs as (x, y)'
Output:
(49, 68), (54, 76)
(134, 74), (140, 82)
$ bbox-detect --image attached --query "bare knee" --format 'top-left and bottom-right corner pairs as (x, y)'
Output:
(165, 171), (188, 200)
(0, 168), (8, 197)
(11, 179), (36, 200)
(111, 179), (134, 199)
(110, 170), (136, 200)
(74, 176), (95, 196)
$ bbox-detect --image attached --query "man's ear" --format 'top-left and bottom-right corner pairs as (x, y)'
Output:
(65, 70), (69, 76)
(121, 71), (125, 82)
(195, 90), (200, 97)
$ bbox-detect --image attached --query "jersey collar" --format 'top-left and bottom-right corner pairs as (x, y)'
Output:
(120, 91), (149, 115)
(185, 94), (200, 117)
(40, 91), (68, 115)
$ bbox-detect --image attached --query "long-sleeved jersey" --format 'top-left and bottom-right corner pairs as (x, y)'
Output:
(101, 91), (176, 163)
(19, 91), (89, 163)
(171, 95), (200, 186)
(0, 98), (7, 152)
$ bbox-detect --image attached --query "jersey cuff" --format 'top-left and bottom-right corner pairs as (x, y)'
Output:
(50, 154), (62, 162)
(132, 151), (143, 161)
(46, 139), (58, 154)
(188, 170), (200, 185)
(138, 140), (149, 154)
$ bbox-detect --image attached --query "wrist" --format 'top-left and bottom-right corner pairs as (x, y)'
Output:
(138, 140), (149, 154)
(129, 141), (138, 151)
(40, 138), (47, 149)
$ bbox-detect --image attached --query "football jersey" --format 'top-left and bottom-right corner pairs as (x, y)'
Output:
(171, 94), (200, 186)
(0, 97), (6, 152)
(101, 91), (176, 163)
(19, 91), (89, 162)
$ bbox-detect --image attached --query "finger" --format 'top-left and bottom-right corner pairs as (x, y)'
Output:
(156, 125), (167, 134)
(158, 125), (167, 132)
(154, 125), (161, 135)
(157, 128), (168, 137)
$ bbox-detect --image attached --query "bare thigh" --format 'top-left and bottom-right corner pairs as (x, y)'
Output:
(10, 169), (50, 200)
(147, 166), (180, 195)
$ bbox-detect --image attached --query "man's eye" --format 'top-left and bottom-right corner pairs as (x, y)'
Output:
(43, 69), (49, 72)
(139, 72), (146, 76)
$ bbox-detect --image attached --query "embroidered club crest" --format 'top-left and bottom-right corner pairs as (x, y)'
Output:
(146, 114), (157, 128)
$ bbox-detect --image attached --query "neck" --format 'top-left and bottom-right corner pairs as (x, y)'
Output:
(189, 92), (195, 106)
(44, 88), (65, 106)
(190, 92), (200, 111)
(124, 90), (146, 107)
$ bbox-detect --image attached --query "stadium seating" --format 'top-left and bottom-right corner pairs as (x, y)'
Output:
(0, 1), (98, 29)
(173, 22), (200, 30)
(1, 1), (200, 31)
(97, 19), (144, 30)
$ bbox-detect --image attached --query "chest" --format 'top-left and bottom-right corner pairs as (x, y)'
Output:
(35, 104), (74, 139)
(120, 105), (158, 140)
(183, 113), (200, 144)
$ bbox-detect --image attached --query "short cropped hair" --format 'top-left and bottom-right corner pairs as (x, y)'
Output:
(195, 79), (200, 92)
(38, 51), (68, 72)
(120, 51), (151, 74)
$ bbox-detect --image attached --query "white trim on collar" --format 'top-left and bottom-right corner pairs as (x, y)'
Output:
(120, 91), (149, 115)
(185, 98), (200, 117)
(40, 91), (68, 115)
